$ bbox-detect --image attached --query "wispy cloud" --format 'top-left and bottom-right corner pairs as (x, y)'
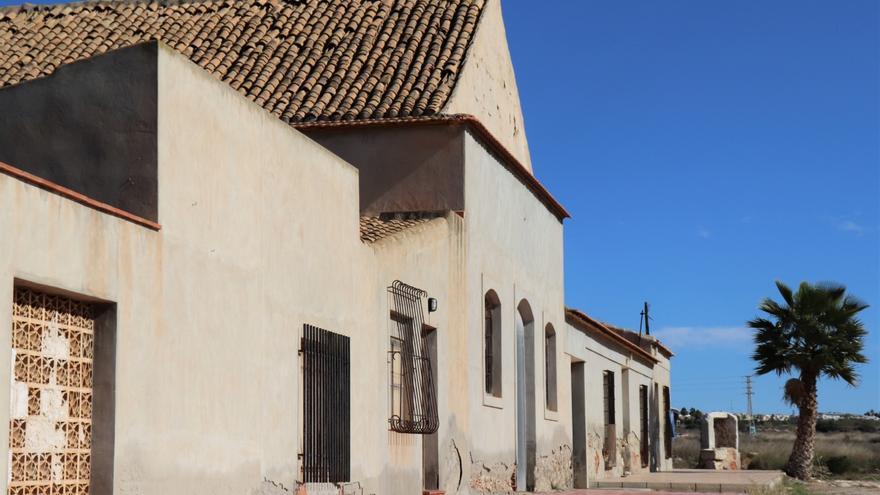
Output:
(653, 326), (753, 349)
(822, 215), (871, 237)
(837, 220), (865, 235)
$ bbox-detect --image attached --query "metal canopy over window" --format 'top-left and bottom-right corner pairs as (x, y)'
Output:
(388, 281), (438, 435)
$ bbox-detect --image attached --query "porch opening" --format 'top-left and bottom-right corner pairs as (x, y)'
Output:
(570, 361), (587, 488)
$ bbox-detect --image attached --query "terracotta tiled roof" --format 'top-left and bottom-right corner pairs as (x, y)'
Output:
(359, 215), (434, 243)
(565, 308), (659, 365)
(0, 0), (485, 122)
(602, 322), (676, 358)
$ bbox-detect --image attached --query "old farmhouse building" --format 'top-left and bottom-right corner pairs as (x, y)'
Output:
(0, 0), (673, 494)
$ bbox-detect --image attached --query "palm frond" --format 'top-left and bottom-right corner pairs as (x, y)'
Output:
(748, 281), (869, 387)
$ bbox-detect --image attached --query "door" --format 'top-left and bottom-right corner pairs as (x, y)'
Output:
(422, 326), (439, 490)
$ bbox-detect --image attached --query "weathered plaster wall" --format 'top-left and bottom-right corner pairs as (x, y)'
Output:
(565, 324), (657, 483)
(445, 0), (533, 172)
(0, 32), (668, 495)
(364, 214), (464, 495)
(0, 44), (369, 495)
(0, 43), (159, 221)
(463, 130), (568, 492)
(652, 350), (674, 471)
(302, 126), (465, 216)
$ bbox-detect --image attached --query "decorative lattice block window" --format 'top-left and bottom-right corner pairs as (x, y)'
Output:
(9, 287), (95, 495)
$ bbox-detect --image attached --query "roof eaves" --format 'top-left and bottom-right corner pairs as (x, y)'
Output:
(293, 114), (570, 221)
(0, 160), (161, 231)
(565, 307), (658, 364)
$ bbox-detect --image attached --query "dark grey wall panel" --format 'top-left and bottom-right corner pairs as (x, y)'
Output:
(303, 125), (465, 216)
(0, 42), (158, 221)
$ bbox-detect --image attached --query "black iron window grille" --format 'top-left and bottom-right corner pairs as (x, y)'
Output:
(603, 370), (616, 468)
(663, 386), (673, 458)
(299, 324), (350, 483)
(640, 385), (649, 467)
(388, 281), (439, 435)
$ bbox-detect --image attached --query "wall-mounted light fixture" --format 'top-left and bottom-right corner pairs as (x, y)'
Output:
(428, 297), (438, 313)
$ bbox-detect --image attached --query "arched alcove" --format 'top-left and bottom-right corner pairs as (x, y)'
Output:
(515, 299), (536, 491)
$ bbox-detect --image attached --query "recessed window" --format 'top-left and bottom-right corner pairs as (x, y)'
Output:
(301, 324), (350, 483)
(640, 385), (649, 468)
(603, 370), (617, 468)
(484, 290), (502, 398)
(664, 386), (673, 459)
(544, 324), (557, 411)
(9, 286), (116, 494)
(387, 280), (438, 434)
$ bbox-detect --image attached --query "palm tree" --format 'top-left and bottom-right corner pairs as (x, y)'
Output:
(748, 281), (868, 480)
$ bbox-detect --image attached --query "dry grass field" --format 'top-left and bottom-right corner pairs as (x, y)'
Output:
(672, 425), (880, 481)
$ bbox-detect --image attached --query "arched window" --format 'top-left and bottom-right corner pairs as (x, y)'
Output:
(484, 290), (502, 397)
(544, 323), (557, 411)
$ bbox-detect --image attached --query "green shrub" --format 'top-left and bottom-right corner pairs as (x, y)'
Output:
(825, 455), (853, 475)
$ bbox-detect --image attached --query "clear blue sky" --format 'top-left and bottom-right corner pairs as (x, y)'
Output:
(2, 0), (878, 414)
(504, 0), (879, 414)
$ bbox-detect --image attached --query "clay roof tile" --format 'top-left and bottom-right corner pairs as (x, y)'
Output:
(0, 0), (487, 122)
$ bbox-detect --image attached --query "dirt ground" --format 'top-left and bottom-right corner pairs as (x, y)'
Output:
(803, 479), (880, 495)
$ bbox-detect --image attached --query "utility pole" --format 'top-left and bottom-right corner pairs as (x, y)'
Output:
(746, 375), (757, 436)
(640, 302), (650, 336)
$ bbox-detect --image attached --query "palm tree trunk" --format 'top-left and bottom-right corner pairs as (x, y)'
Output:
(785, 375), (818, 480)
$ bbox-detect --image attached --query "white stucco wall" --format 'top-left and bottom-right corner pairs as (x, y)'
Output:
(0, 45), (370, 495)
(359, 215), (460, 495)
(0, 38), (672, 495)
(461, 130), (568, 492)
(566, 322), (675, 484)
(445, 0), (533, 173)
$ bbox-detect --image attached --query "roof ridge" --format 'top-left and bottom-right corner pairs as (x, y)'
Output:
(295, 114), (570, 220)
(1, 0), (487, 122)
(565, 307), (659, 364)
(0, 0), (228, 16)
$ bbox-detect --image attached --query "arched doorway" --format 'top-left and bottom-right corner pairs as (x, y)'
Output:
(515, 299), (536, 491)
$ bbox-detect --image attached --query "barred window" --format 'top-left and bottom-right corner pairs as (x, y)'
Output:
(544, 324), (557, 411)
(603, 370), (617, 469)
(603, 371), (616, 425)
(664, 386), (673, 459)
(300, 324), (350, 483)
(388, 281), (438, 434)
(640, 385), (649, 467)
(484, 290), (502, 398)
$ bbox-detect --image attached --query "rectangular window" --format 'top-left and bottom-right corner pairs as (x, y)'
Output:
(9, 286), (115, 495)
(301, 324), (350, 483)
(387, 281), (438, 434)
(603, 371), (615, 425)
(639, 385), (649, 468)
(663, 386), (672, 459)
(602, 370), (616, 468)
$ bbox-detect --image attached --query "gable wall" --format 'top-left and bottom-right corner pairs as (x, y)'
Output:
(445, 0), (533, 172)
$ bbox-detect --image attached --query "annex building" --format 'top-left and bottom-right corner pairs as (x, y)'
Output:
(0, 1), (674, 494)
